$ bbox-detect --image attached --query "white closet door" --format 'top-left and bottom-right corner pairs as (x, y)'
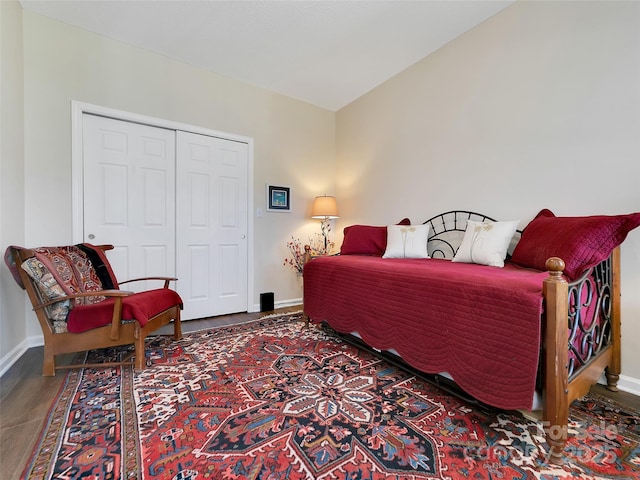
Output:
(176, 131), (248, 320)
(82, 114), (176, 291)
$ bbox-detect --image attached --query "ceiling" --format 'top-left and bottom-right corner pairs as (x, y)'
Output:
(20, 0), (514, 111)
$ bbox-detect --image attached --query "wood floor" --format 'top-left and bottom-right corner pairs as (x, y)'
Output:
(0, 307), (296, 480)
(1, 306), (638, 479)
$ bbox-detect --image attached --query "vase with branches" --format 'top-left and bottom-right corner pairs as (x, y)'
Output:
(283, 233), (335, 274)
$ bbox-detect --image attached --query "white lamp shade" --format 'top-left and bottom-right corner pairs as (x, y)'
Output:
(310, 196), (339, 219)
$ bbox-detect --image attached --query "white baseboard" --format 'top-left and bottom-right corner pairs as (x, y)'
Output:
(0, 340), (28, 378)
(28, 334), (44, 348)
(616, 374), (640, 396)
(276, 298), (303, 309)
(0, 335), (43, 378)
(596, 372), (640, 396)
(252, 298), (302, 313)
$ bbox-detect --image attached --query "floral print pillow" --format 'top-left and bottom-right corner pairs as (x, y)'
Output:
(21, 257), (71, 331)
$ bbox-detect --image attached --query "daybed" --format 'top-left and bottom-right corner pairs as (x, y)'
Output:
(303, 209), (640, 463)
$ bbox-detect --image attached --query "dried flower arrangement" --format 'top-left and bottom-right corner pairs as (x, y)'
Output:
(283, 233), (336, 274)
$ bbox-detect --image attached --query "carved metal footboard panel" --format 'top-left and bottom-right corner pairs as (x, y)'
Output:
(567, 255), (613, 379)
(423, 211), (614, 384)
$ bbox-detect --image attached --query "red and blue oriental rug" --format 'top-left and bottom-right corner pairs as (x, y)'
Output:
(23, 312), (640, 479)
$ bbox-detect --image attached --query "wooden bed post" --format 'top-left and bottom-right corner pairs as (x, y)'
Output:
(542, 257), (569, 465)
(606, 246), (622, 391)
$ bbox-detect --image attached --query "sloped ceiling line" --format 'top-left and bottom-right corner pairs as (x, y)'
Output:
(20, 0), (514, 111)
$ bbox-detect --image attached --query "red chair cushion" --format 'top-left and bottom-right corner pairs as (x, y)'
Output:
(67, 288), (183, 333)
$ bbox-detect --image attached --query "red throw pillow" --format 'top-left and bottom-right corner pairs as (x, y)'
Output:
(510, 209), (640, 280)
(340, 218), (411, 256)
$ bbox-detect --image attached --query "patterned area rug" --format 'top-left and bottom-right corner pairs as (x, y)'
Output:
(23, 312), (640, 479)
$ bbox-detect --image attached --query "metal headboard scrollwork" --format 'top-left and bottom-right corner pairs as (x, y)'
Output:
(567, 256), (613, 379)
(423, 210), (522, 259)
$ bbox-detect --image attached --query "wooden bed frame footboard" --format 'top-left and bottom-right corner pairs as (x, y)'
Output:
(543, 247), (621, 464)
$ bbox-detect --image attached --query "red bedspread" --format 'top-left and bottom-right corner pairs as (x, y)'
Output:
(303, 255), (549, 410)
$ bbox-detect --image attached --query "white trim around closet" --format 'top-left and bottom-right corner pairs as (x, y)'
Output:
(70, 101), (256, 314)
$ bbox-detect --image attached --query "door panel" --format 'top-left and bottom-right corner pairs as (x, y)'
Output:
(82, 114), (248, 318)
(176, 131), (248, 319)
(83, 114), (176, 292)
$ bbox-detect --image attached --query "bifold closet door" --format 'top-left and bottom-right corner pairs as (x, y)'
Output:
(176, 131), (249, 320)
(82, 114), (176, 291)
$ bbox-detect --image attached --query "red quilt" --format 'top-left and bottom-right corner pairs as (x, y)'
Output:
(303, 255), (549, 410)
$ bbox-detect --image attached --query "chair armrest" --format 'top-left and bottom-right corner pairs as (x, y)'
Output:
(32, 290), (134, 311)
(119, 277), (178, 289)
(31, 289), (135, 342)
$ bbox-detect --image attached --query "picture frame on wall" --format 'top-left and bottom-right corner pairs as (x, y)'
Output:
(266, 184), (291, 212)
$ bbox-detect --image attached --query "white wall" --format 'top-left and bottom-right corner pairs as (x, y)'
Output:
(0, 10), (335, 369)
(0, 0), (26, 375)
(3, 1), (639, 393)
(336, 1), (640, 389)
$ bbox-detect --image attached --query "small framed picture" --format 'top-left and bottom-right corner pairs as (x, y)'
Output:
(267, 184), (291, 212)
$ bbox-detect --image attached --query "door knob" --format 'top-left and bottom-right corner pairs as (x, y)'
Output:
(88, 234), (95, 239)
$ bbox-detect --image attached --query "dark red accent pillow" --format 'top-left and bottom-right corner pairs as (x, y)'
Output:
(510, 209), (640, 280)
(340, 218), (411, 256)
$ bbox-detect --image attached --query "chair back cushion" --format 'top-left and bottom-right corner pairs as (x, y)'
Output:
(75, 244), (119, 290)
(20, 257), (71, 332)
(18, 243), (182, 333)
(19, 244), (120, 332)
(32, 245), (117, 305)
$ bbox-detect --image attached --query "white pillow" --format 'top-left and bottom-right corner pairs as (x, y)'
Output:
(383, 224), (430, 259)
(452, 220), (519, 267)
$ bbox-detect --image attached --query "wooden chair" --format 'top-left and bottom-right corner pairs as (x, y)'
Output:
(6, 244), (182, 376)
